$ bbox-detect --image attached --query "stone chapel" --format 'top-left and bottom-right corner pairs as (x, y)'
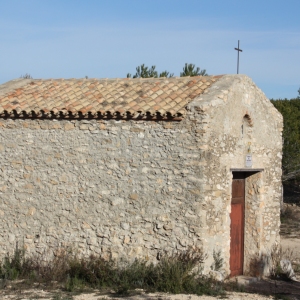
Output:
(0, 74), (282, 276)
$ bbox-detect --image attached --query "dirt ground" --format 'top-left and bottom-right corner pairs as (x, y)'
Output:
(244, 203), (300, 299)
(0, 283), (286, 300)
(0, 289), (280, 300)
(280, 203), (300, 268)
(0, 203), (300, 300)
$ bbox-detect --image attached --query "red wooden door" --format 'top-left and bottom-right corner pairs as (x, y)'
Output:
(230, 178), (245, 276)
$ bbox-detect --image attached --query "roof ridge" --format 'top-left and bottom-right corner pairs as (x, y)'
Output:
(15, 75), (221, 82)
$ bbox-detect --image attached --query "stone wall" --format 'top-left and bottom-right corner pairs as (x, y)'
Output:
(187, 75), (283, 274)
(0, 116), (207, 263)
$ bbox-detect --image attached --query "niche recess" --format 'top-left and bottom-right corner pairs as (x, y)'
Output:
(241, 114), (253, 139)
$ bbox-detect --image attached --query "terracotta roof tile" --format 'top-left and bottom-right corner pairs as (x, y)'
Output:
(0, 76), (222, 119)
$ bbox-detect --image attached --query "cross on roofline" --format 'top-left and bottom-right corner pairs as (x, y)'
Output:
(234, 40), (243, 74)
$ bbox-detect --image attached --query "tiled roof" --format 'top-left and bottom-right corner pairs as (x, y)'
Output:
(0, 76), (222, 119)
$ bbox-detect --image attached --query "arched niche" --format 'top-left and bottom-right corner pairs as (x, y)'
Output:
(241, 114), (253, 139)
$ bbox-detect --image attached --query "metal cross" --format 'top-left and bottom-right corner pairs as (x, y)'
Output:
(234, 40), (243, 74)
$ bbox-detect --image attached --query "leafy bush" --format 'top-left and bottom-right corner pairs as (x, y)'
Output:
(0, 246), (225, 296)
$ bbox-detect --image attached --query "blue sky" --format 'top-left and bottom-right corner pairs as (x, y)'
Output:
(0, 0), (299, 99)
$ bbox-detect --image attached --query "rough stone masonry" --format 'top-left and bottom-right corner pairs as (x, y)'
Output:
(0, 74), (282, 276)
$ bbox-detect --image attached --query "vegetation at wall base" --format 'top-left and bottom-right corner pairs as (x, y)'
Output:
(211, 249), (224, 272)
(0, 246), (226, 296)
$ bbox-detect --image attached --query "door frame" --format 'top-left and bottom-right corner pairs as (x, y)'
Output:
(230, 169), (263, 276)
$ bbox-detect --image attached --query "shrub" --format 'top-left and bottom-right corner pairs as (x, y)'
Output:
(0, 245), (27, 280)
(0, 246), (226, 296)
(211, 250), (224, 272)
(249, 244), (296, 280)
(269, 244), (295, 280)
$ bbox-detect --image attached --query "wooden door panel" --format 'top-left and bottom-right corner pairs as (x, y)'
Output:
(234, 181), (244, 198)
(230, 203), (244, 276)
(230, 178), (245, 276)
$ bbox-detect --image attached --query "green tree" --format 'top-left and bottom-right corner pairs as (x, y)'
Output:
(159, 70), (174, 78)
(127, 64), (173, 78)
(20, 73), (32, 79)
(180, 63), (208, 77)
(126, 63), (208, 78)
(271, 98), (300, 181)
